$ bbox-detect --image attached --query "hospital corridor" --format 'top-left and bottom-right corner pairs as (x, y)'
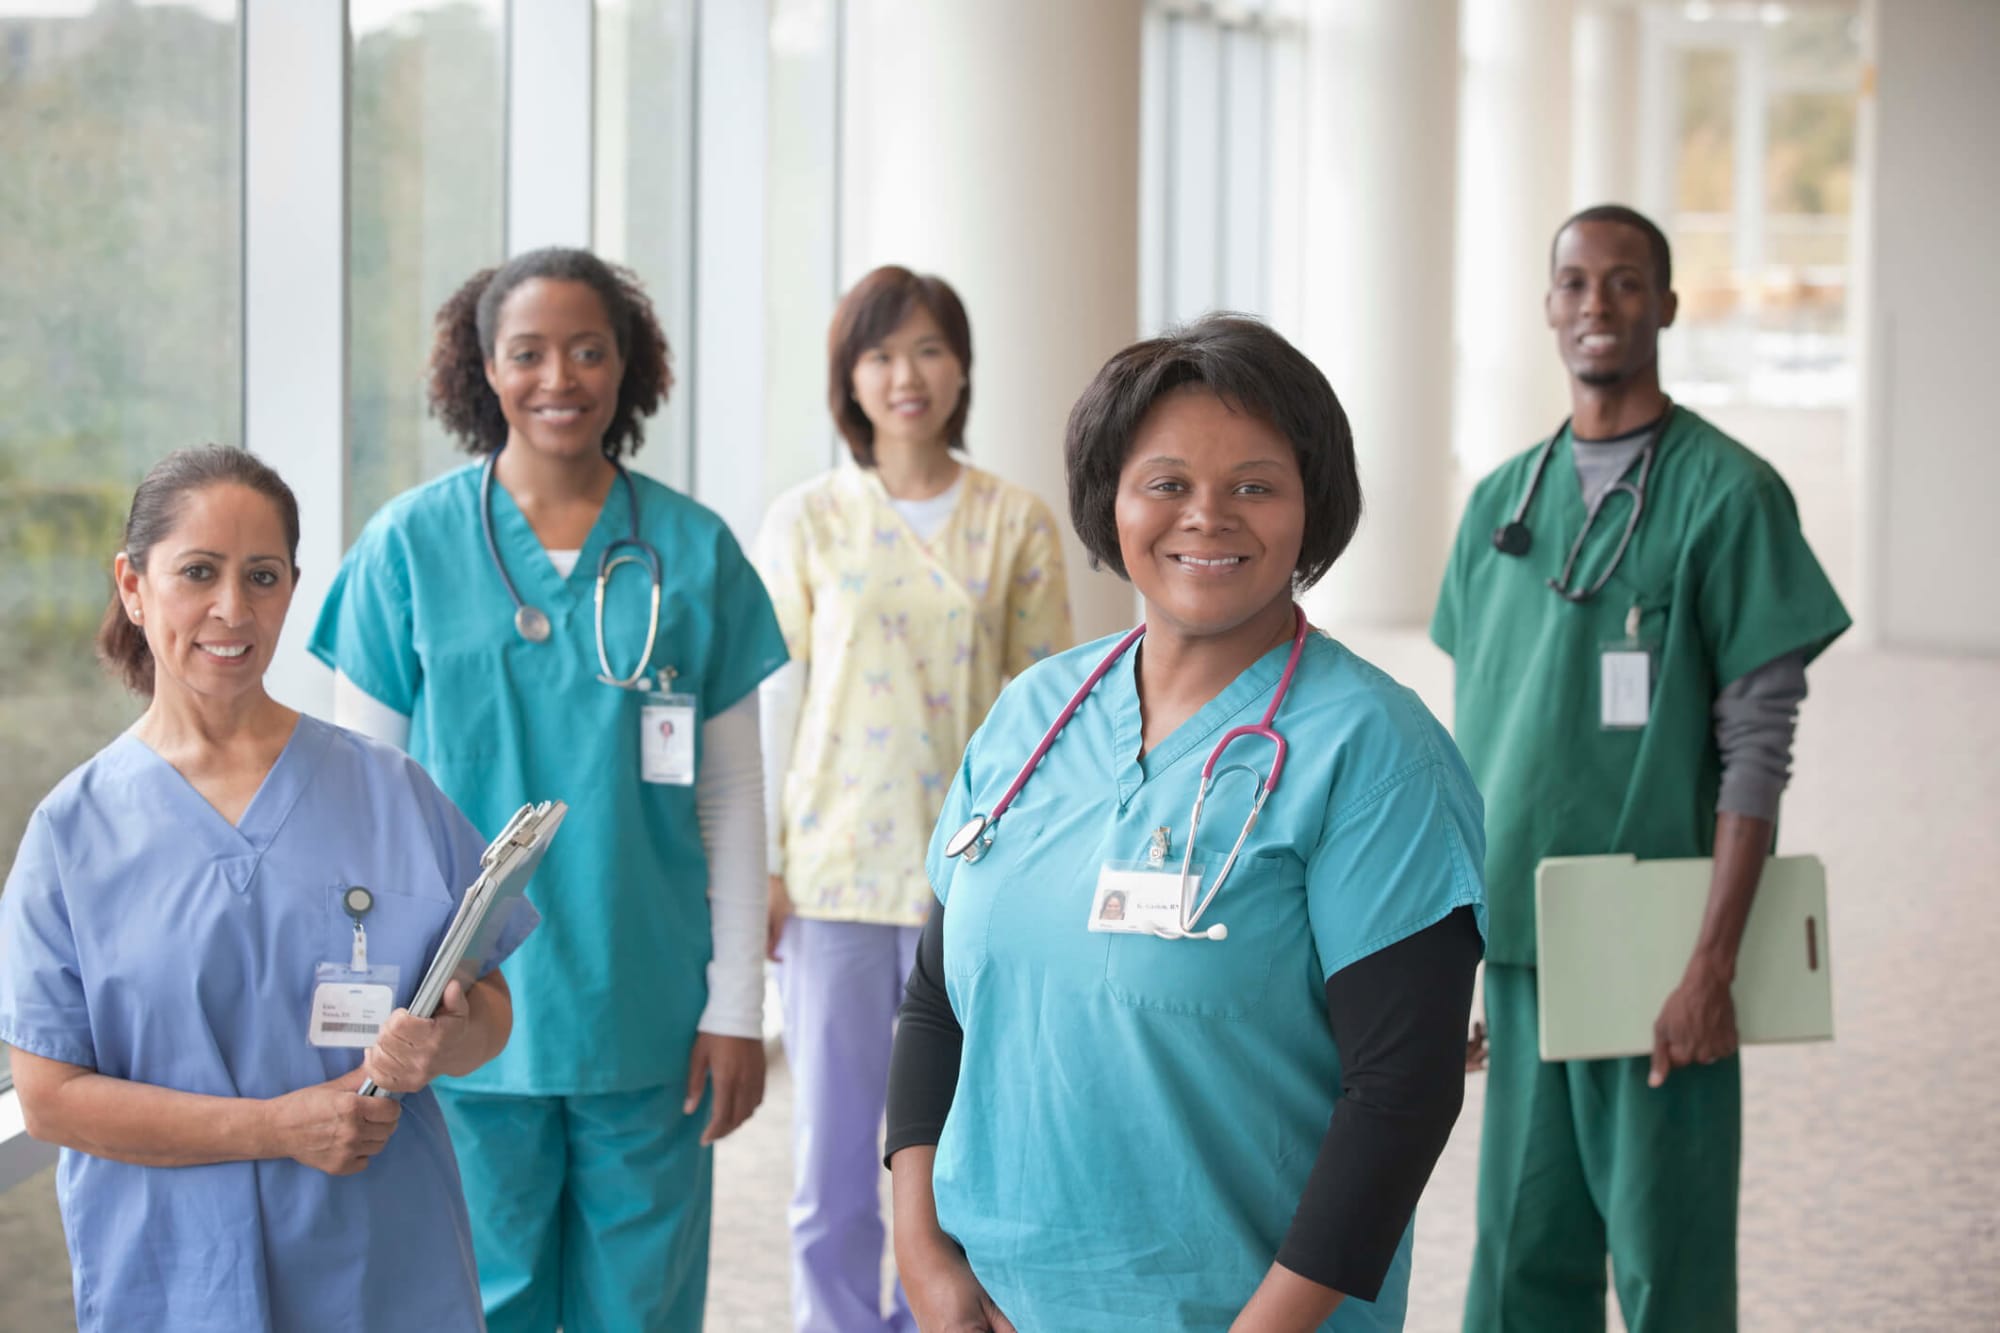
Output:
(3, 0), (1997, 1330)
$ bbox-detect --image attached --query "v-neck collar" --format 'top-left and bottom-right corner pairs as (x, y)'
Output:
(857, 461), (968, 552)
(1106, 633), (1294, 805)
(487, 463), (631, 613)
(118, 712), (328, 876)
(1552, 408), (1683, 523)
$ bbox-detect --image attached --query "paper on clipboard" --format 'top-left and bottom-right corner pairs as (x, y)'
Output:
(1534, 852), (1833, 1062)
(358, 800), (566, 1097)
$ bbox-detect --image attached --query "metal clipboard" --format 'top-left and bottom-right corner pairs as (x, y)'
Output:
(358, 799), (567, 1098)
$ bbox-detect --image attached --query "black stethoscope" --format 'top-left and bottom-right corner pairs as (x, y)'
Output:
(1491, 406), (1674, 603)
(480, 452), (664, 688)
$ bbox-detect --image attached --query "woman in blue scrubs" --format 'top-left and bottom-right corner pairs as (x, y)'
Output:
(0, 446), (533, 1333)
(885, 316), (1488, 1332)
(311, 248), (788, 1332)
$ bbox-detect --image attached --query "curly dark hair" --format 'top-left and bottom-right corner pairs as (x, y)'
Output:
(1064, 314), (1361, 592)
(428, 247), (673, 457)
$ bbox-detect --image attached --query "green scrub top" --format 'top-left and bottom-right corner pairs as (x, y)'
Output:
(310, 463), (788, 1094)
(926, 628), (1487, 1331)
(1431, 407), (1850, 967)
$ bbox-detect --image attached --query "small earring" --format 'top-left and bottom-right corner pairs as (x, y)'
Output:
(129, 607), (142, 624)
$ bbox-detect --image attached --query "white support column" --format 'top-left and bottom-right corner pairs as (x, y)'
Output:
(507, 0), (594, 254)
(1572, 0), (1639, 208)
(1731, 24), (1769, 321)
(841, 0), (1145, 640)
(1455, 0), (1575, 478)
(1296, 0), (1460, 630)
(244, 0), (348, 719)
(690, 0), (770, 543)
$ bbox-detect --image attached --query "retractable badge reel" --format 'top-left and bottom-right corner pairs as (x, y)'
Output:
(1599, 605), (1657, 731)
(307, 886), (403, 1049)
(640, 666), (698, 786)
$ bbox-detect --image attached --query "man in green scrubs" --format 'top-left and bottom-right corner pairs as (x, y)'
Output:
(1433, 205), (1850, 1332)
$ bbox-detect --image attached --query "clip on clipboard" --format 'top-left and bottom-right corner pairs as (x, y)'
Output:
(358, 800), (567, 1098)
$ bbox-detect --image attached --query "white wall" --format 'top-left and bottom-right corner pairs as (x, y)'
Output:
(1855, 0), (2000, 656)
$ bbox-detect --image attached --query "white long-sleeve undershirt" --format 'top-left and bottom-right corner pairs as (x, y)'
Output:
(330, 670), (769, 1039)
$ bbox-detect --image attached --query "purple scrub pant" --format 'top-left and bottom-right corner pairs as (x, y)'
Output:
(777, 914), (924, 1333)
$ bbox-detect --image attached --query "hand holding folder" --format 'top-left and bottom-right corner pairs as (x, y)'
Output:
(1535, 853), (1832, 1063)
(358, 800), (567, 1098)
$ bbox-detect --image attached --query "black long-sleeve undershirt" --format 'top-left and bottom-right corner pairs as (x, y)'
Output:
(883, 900), (1483, 1303)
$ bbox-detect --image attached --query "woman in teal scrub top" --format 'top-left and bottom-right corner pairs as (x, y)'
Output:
(311, 248), (788, 1332)
(885, 316), (1488, 1332)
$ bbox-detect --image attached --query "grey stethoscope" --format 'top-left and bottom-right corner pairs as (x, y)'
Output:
(480, 452), (665, 689)
(944, 605), (1312, 942)
(1491, 405), (1674, 602)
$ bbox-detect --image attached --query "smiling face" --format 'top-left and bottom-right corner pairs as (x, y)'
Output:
(1546, 219), (1678, 390)
(117, 482), (296, 707)
(484, 277), (626, 462)
(848, 304), (965, 454)
(1114, 386), (1305, 644)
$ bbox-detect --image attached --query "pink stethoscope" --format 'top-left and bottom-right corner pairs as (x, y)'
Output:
(944, 604), (1311, 942)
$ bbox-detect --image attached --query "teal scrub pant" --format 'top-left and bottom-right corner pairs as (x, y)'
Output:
(1464, 964), (1740, 1333)
(436, 1083), (713, 1333)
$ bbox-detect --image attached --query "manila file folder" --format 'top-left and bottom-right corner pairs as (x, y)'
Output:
(1534, 853), (1832, 1062)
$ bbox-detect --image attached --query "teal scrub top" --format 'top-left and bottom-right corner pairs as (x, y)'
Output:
(925, 628), (1487, 1332)
(310, 463), (788, 1094)
(1431, 408), (1850, 966)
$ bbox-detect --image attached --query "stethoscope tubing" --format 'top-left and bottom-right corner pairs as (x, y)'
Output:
(480, 450), (665, 684)
(1493, 406), (1674, 602)
(950, 605), (1311, 947)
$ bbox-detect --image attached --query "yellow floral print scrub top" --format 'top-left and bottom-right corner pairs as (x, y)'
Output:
(756, 462), (1074, 926)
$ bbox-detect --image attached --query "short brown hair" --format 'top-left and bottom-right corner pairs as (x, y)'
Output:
(1064, 314), (1361, 591)
(827, 266), (973, 466)
(429, 247), (673, 458)
(97, 446), (302, 696)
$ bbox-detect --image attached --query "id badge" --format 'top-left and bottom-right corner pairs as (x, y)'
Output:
(1089, 862), (1204, 936)
(309, 960), (403, 1049)
(641, 691), (697, 785)
(1600, 605), (1656, 731)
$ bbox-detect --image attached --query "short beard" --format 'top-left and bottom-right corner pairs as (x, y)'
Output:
(1577, 368), (1626, 387)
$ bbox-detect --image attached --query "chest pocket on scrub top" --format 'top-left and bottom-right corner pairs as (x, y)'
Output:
(1102, 848), (1295, 1021)
(321, 879), (458, 1006)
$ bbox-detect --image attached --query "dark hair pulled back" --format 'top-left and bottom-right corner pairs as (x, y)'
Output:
(428, 247), (673, 457)
(97, 445), (302, 696)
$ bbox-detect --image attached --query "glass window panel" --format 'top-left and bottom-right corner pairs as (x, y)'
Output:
(347, 0), (506, 539)
(593, 0), (695, 492)
(0, 4), (243, 1311)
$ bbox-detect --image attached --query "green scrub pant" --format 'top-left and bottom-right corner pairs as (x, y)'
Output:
(1463, 964), (1739, 1333)
(437, 1083), (713, 1333)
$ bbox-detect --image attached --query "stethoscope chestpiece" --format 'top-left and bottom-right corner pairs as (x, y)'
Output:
(946, 814), (991, 862)
(1492, 521), (1532, 557)
(514, 605), (553, 643)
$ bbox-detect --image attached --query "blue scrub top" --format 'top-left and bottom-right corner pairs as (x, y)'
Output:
(0, 715), (536, 1332)
(926, 629), (1487, 1332)
(310, 463), (788, 1094)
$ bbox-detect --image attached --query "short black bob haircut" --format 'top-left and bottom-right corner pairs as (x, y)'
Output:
(428, 247), (673, 458)
(1064, 314), (1360, 592)
(1552, 203), (1674, 292)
